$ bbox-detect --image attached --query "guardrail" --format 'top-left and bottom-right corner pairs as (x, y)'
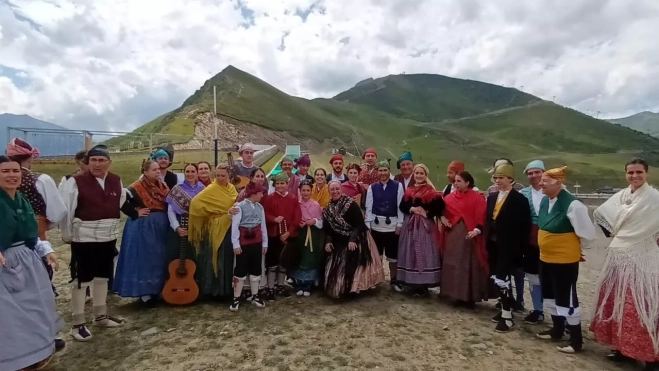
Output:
(174, 145), (279, 182)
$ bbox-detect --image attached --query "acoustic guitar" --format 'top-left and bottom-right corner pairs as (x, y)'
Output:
(162, 215), (199, 305)
(225, 151), (251, 190)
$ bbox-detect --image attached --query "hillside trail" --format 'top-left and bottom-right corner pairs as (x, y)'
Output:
(415, 100), (544, 127)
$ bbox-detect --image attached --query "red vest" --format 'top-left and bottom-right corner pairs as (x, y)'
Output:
(73, 172), (122, 221)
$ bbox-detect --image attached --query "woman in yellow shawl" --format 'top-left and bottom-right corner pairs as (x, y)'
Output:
(188, 163), (238, 297)
(312, 168), (330, 208)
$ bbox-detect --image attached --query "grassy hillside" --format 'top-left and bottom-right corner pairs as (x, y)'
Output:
(333, 74), (539, 122)
(609, 111), (659, 137)
(107, 66), (659, 190)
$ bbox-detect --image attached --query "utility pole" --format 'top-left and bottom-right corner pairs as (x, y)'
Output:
(596, 111), (601, 119)
(214, 85), (219, 167)
(552, 95), (556, 102)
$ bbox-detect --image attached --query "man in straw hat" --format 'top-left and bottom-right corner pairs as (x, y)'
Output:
(485, 163), (531, 333)
(60, 144), (126, 342)
(534, 166), (596, 353)
(365, 159), (404, 292)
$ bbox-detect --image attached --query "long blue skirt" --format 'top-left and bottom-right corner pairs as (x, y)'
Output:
(0, 244), (63, 371)
(114, 212), (170, 297)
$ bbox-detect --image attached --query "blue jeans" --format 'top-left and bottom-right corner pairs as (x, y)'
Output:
(512, 269), (525, 307)
(526, 273), (543, 312)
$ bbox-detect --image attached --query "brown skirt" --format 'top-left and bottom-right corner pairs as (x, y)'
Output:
(440, 221), (491, 302)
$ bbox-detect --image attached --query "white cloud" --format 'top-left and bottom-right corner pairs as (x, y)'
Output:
(0, 0), (657, 131)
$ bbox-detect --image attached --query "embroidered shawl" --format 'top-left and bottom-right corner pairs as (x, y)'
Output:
(166, 181), (204, 215)
(131, 176), (169, 211)
(592, 182), (659, 353)
(323, 195), (354, 236)
(311, 183), (330, 208)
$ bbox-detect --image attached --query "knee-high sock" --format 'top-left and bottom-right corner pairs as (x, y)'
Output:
(92, 278), (109, 318)
(71, 280), (91, 326)
(233, 277), (245, 298)
(267, 268), (276, 289)
(249, 275), (261, 296)
(277, 270), (286, 287)
(389, 262), (397, 281)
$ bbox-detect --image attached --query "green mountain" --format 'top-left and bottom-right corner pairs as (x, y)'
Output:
(609, 111), (659, 137)
(110, 65), (659, 190)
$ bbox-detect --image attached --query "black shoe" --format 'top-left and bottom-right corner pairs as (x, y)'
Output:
(276, 285), (291, 298)
(495, 317), (515, 333)
(491, 311), (514, 323)
(537, 315), (566, 340)
(644, 362), (659, 371)
(606, 350), (632, 363)
(265, 288), (276, 302)
(229, 297), (241, 312)
(54, 338), (66, 352)
(495, 300), (502, 310)
(251, 294), (266, 308)
(557, 324), (583, 354)
(524, 311), (545, 325)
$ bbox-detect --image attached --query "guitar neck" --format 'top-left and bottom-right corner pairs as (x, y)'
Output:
(179, 215), (189, 267)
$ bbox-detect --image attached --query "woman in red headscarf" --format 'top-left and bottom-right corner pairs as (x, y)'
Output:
(439, 171), (491, 308)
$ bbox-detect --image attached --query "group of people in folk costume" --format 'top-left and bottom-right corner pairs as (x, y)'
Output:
(2, 139), (659, 371)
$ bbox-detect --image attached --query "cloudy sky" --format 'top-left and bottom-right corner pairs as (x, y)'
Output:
(1, 0), (658, 132)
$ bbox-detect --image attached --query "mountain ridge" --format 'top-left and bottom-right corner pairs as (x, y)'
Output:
(609, 111), (659, 137)
(104, 65), (659, 189)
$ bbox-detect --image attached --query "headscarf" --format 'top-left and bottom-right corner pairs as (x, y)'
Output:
(6, 138), (40, 159)
(544, 166), (567, 183)
(151, 149), (169, 161)
(166, 180), (205, 215)
(273, 172), (289, 183)
(243, 181), (267, 198)
(447, 161), (465, 173)
(329, 154), (343, 164)
(493, 164), (514, 179)
(323, 195), (354, 236)
(87, 144), (110, 159)
(396, 151), (413, 169)
(295, 154), (311, 168)
(377, 159), (390, 169)
(524, 160), (546, 174)
(488, 159), (511, 174)
(239, 143), (255, 153)
(362, 148), (377, 159)
(403, 164), (439, 203)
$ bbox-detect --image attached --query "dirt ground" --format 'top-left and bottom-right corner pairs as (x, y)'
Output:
(45, 208), (641, 371)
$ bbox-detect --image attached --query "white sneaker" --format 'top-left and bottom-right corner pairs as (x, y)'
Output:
(296, 290), (304, 296)
(71, 324), (93, 342)
(303, 291), (311, 297)
(93, 315), (124, 328)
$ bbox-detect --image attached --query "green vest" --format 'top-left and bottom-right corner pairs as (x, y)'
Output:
(537, 189), (576, 234)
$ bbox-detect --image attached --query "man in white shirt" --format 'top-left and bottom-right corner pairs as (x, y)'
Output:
(60, 145), (126, 342)
(535, 166), (597, 354)
(365, 160), (404, 292)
